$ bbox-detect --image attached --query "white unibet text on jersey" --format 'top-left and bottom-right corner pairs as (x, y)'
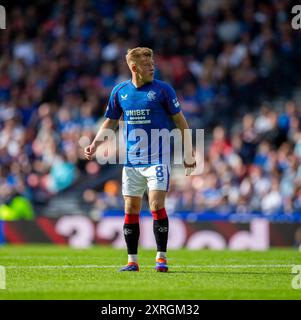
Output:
(125, 109), (151, 116)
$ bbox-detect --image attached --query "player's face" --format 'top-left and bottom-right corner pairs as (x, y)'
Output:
(136, 58), (155, 83)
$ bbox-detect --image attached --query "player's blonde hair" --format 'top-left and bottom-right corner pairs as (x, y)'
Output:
(126, 47), (153, 67)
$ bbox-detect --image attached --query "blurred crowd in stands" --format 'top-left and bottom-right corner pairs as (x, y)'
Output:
(167, 100), (301, 214)
(1, 0), (301, 217)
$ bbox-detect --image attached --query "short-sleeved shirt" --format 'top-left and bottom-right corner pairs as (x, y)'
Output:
(104, 79), (181, 167)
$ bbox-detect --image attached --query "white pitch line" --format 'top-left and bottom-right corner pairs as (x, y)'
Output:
(3, 264), (295, 269)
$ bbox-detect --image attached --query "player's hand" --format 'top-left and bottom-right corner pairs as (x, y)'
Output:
(184, 152), (196, 176)
(84, 143), (97, 160)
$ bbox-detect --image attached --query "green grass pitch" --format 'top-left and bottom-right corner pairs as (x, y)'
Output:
(0, 245), (301, 300)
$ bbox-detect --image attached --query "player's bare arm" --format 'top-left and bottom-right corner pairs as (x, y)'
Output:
(84, 118), (119, 160)
(171, 111), (196, 175)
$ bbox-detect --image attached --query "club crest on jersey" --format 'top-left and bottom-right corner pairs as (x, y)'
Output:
(173, 98), (180, 108)
(147, 90), (156, 101)
(121, 94), (128, 100)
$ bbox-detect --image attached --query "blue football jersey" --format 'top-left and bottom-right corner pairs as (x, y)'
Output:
(104, 79), (181, 166)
